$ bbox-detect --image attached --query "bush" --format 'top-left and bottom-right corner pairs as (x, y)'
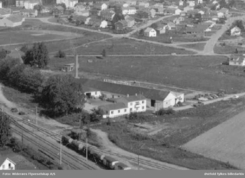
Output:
(155, 108), (175, 116)
(55, 50), (66, 58)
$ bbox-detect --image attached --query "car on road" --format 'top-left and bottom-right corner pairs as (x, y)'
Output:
(18, 111), (26, 115)
(11, 108), (18, 113)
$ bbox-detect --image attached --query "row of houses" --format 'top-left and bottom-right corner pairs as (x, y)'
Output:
(79, 79), (184, 118)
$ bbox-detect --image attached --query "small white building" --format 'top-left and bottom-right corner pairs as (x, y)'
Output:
(230, 26), (241, 36)
(187, 0), (195, 7)
(84, 88), (102, 98)
(100, 20), (108, 28)
(228, 55), (245, 66)
(179, 0), (184, 6)
(122, 7), (137, 15)
(144, 27), (157, 37)
(217, 12), (224, 18)
(0, 158), (16, 170)
(175, 9), (182, 15)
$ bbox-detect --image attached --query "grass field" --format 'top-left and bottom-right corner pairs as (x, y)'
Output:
(183, 104), (245, 169)
(93, 98), (245, 169)
(49, 55), (245, 93)
(0, 30), (79, 46)
(214, 45), (238, 54)
(65, 38), (194, 55)
(178, 43), (206, 51)
(134, 32), (210, 43)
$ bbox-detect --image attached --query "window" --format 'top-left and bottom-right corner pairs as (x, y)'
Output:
(118, 110), (120, 113)
(142, 100), (144, 104)
(124, 109), (127, 112)
(130, 108), (132, 112)
(142, 106), (144, 109)
(95, 92), (97, 94)
(130, 102), (132, 105)
(111, 111), (114, 114)
(136, 102), (139, 105)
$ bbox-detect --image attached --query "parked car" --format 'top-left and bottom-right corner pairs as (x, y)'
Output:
(11, 108), (18, 113)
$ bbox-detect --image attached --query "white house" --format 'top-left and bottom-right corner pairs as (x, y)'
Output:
(217, 12), (224, 18)
(175, 9), (182, 15)
(84, 88), (102, 98)
(179, 0), (184, 6)
(183, 6), (194, 12)
(122, 7), (137, 15)
(100, 95), (147, 118)
(56, 0), (78, 9)
(0, 158), (16, 170)
(144, 27), (157, 37)
(16, 0), (41, 9)
(228, 55), (245, 66)
(187, 0), (195, 7)
(230, 26), (241, 36)
(100, 20), (108, 28)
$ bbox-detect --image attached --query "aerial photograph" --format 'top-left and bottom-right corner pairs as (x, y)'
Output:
(0, 0), (245, 175)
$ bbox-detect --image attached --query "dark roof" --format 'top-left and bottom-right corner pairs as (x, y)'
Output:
(114, 95), (146, 104)
(78, 79), (171, 101)
(100, 102), (127, 112)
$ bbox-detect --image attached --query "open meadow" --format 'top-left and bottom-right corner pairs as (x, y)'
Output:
(49, 55), (245, 93)
(183, 107), (245, 169)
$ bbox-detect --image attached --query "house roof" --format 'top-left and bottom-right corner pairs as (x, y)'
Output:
(6, 15), (24, 23)
(0, 8), (11, 16)
(144, 27), (155, 32)
(0, 157), (16, 167)
(100, 102), (127, 112)
(78, 79), (172, 101)
(115, 20), (127, 27)
(114, 95), (146, 104)
(185, 22), (211, 33)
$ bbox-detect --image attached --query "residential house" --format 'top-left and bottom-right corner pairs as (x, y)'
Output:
(167, 22), (176, 30)
(74, 4), (91, 16)
(217, 11), (225, 18)
(183, 6), (194, 12)
(179, 0), (184, 6)
(20, 9), (38, 18)
(164, 8), (175, 15)
(100, 9), (115, 21)
(125, 1), (137, 6)
(138, 2), (150, 8)
(93, 2), (108, 10)
(0, 15), (25, 27)
(16, 0), (41, 9)
(154, 6), (164, 14)
(84, 87), (102, 98)
(228, 54), (245, 66)
(87, 16), (102, 27)
(114, 20), (127, 31)
(185, 22), (211, 36)
(219, 7), (229, 16)
(154, 22), (168, 34)
(122, 7), (137, 15)
(187, 0), (195, 7)
(230, 26), (241, 36)
(78, 79), (185, 111)
(0, 158), (15, 170)
(173, 18), (181, 25)
(125, 16), (135, 28)
(175, 8), (182, 15)
(144, 27), (157, 37)
(56, 0), (78, 9)
(100, 20), (108, 28)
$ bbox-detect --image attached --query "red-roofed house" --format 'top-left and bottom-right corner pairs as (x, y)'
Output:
(0, 15), (25, 27)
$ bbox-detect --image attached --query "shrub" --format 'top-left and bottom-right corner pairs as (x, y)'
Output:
(155, 108), (175, 116)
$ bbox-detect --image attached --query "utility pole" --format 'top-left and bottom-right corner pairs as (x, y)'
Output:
(60, 137), (62, 165)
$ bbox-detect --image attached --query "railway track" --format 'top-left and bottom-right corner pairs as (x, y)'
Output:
(16, 118), (184, 170)
(11, 119), (100, 170)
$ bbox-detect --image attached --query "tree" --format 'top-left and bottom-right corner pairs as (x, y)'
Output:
(55, 50), (66, 58)
(0, 49), (10, 60)
(101, 49), (107, 58)
(0, 112), (11, 147)
(34, 4), (43, 13)
(40, 75), (84, 117)
(80, 112), (90, 127)
(22, 42), (50, 68)
(20, 45), (29, 54)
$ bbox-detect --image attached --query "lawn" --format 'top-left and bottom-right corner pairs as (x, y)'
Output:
(93, 97), (245, 169)
(178, 43), (206, 51)
(65, 38), (195, 55)
(214, 44), (238, 54)
(49, 55), (245, 93)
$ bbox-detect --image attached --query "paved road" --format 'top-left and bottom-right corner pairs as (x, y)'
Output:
(202, 15), (245, 55)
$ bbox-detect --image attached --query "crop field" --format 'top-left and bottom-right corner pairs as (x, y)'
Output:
(183, 108), (245, 169)
(49, 55), (245, 93)
(178, 43), (206, 51)
(65, 38), (195, 55)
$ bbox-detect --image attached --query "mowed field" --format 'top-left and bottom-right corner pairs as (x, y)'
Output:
(49, 55), (245, 93)
(182, 109), (245, 169)
(65, 38), (195, 55)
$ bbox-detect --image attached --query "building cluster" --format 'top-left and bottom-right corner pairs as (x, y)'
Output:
(142, 0), (231, 37)
(79, 79), (184, 118)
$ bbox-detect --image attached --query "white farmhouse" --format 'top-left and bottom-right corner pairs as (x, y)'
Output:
(16, 0), (41, 9)
(144, 27), (157, 37)
(175, 9), (182, 15)
(0, 158), (16, 170)
(56, 0), (78, 9)
(100, 20), (108, 28)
